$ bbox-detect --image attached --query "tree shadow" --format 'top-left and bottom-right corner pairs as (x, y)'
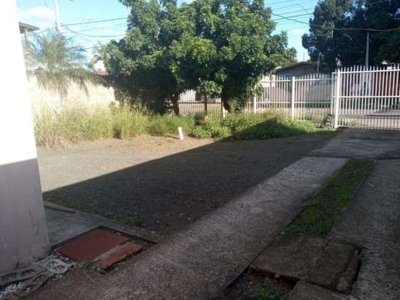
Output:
(43, 129), (333, 235)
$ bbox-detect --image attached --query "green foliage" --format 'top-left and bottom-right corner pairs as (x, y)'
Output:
(147, 114), (195, 136)
(255, 286), (285, 300)
(285, 160), (373, 236)
(25, 33), (103, 105)
(104, 0), (296, 114)
(192, 113), (318, 141)
(77, 258), (106, 274)
(34, 104), (325, 148)
(34, 104), (194, 147)
(34, 105), (114, 147)
(303, 0), (400, 68)
(192, 118), (231, 139)
(112, 105), (149, 139)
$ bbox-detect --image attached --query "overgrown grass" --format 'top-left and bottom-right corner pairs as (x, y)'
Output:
(34, 104), (333, 147)
(284, 159), (374, 236)
(34, 104), (195, 147)
(191, 112), (329, 140)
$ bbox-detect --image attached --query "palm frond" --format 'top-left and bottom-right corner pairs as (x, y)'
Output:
(24, 33), (104, 105)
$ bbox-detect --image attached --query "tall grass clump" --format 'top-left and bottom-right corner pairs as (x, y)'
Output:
(34, 104), (152, 147)
(147, 114), (195, 136)
(111, 105), (149, 139)
(191, 112), (319, 141)
(34, 104), (113, 147)
(34, 103), (197, 147)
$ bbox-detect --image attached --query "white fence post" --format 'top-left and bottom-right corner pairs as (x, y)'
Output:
(253, 96), (257, 114)
(221, 101), (226, 119)
(334, 70), (341, 128)
(330, 72), (336, 115)
(291, 76), (295, 119)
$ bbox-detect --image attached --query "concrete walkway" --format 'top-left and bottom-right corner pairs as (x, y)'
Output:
(27, 130), (400, 299)
(306, 129), (400, 300)
(330, 159), (400, 300)
(29, 156), (346, 300)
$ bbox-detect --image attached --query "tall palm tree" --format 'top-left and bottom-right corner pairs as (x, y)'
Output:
(25, 33), (103, 105)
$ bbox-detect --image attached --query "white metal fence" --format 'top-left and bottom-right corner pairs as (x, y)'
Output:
(177, 65), (400, 130)
(244, 73), (332, 123)
(334, 65), (400, 130)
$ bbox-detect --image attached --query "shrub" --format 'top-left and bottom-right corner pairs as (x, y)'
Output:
(191, 112), (318, 141)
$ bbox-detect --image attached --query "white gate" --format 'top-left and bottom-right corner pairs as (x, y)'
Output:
(254, 73), (332, 123)
(333, 65), (400, 130)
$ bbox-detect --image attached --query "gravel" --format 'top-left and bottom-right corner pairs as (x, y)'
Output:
(38, 133), (334, 234)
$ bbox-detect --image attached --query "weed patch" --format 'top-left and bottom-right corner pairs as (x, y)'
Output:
(34, 104), (334, 147)
(192, 112), (332, 141)
(285, 159), (373, 236)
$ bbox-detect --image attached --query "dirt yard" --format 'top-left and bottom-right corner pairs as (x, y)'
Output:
(38, 133), (334, 235)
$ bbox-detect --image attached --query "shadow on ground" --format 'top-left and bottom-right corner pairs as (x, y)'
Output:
(42, 127), (334, 235)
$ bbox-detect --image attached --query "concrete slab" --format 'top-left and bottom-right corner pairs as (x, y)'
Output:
(28, 156), (347, 300)
(307, 241), (359, 293)
(309, 129), (400, 159)
(330, 160), (400, 251)
(351, 251), (400, 300)
(251, 234), (327, 281)
(251, 234), (359, 293)
(330, 160), (400, 300)
(289, 281), (357, 300)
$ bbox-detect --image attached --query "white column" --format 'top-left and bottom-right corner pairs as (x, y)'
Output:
(0, 0), (49, 272)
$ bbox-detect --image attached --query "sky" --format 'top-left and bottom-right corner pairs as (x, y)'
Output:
(16, 0), (316, 65)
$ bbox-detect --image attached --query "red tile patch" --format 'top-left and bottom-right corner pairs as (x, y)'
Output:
(57, 228), (129, 261)
(94, 243), (143, 269)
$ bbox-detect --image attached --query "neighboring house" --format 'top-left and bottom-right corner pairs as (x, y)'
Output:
(275, 61), (317, 78)
(19, 22), (39, 45)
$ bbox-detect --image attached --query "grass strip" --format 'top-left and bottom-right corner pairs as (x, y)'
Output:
(284, 159), (374, 236)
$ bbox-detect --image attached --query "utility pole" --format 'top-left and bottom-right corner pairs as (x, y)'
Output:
(317, 52), (322, 76)
(53, 0), (73, 35)
(53, 0), (61, 34)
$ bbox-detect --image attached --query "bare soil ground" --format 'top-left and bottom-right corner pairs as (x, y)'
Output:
(38, 133), (334, 235)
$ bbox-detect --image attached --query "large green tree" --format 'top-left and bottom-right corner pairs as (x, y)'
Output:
(171, 0), (296, 111)
(25, 33), (103, 105)
(105, 0), (296, 113)
(361, 0), (400, 64)
(302, 0), (354, 70)
(303, 0), (400, 69)
(105, 0), (184, 114)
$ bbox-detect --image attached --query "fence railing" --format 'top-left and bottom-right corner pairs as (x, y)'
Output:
(177, 66), (400, 130)
(334, 65), (400, 130)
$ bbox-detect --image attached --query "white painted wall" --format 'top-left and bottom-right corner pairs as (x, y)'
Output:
(0, 0), (49, 272)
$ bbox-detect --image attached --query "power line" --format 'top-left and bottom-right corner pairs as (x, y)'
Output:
(273, 13), (311, 21)
(64, 25), (125, 38)
(61, 17), (128, 27)
(271, 12), (400, 32)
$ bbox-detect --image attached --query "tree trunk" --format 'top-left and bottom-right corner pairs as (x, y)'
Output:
(172, 94), (180, 115)
(204, 94), (208, 115)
